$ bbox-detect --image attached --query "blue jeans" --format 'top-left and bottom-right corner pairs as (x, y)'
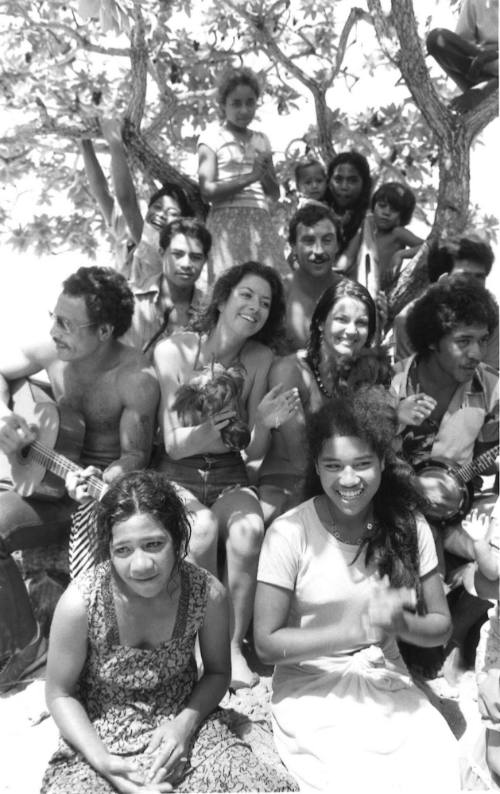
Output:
(157, 452), (249, 507)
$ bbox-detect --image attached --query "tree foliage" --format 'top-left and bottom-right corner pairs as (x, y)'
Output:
(0, 0), (497, 311)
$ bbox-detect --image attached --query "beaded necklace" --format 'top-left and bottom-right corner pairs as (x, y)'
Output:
(312, 361), (334, 399)
(323, 497), (374, 545)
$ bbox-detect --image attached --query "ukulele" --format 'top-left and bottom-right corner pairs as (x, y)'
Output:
(0, 378), (104, 501)
(416, 444), (499, 524)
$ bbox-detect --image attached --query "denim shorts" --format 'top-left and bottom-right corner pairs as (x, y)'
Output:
(157, 452), (249, 507)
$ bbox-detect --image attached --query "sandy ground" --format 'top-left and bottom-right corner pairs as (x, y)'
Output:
(0, 659), (488, 794)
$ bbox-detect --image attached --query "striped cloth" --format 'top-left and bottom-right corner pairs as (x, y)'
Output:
(68, 500), (100, 580)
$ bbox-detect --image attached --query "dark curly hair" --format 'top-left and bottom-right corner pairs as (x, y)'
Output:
(288, 203), (339, 246)
(216, 66), (261, 110)
(406, 273), (498, 356)
(159, 217), (212, 258)
(62, 266), (134, 338)
(147, 183), (194, 218)
(95, 470), (191, 569)
(325, 151), (372, 249)
(305, 278), (377, 377)
(191, 261), (286, 350)
(371, 182), (416, 226)
(303, 386), (428, 603)
(427, 234), (494, 283)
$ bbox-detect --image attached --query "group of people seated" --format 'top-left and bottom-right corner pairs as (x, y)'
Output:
(0, 58), (498, 793)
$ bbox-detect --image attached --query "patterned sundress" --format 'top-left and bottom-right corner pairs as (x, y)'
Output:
(41, 560), (296, 793)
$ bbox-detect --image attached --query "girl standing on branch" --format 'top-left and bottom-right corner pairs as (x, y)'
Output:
(198, 67), (287, 283)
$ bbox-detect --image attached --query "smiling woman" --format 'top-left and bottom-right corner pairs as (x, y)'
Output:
(254, 386), (460, 793)
(152, 261), (301, 690)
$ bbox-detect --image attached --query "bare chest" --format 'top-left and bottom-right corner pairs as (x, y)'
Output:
(48, 362), (124, 431)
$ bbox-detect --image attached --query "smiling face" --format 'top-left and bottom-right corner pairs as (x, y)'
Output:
(223, 83), (258, 131)
(110, 512), (177, 599)
(219, 274), (272, 338)
(50, 293), (104, 362)
(372, 199), (401, 232)
(162, 233), (206, 288)
(297, 164), (327, 202)
(293, 219), (338, 279)
(321, 296), (370, 362)
(316, 435), (383, 524)
(431, 324), (490, 384)
(329, 163), (364, 209)
(146, 194), (182, 231)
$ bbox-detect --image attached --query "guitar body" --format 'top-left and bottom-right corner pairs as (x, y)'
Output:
(0, 379), (86, 500)
(416, 457), (473, 524)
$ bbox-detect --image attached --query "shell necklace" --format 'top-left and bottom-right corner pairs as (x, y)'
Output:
(323, 497), (374, 545)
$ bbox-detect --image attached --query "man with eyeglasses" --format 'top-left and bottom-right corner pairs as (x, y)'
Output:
(0, 266), (159, 689)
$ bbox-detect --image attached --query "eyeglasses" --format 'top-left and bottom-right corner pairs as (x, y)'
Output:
(49, 311), (97, 334)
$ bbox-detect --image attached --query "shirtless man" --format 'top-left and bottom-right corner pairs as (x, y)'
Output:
(0, 266), (159, 689)
(284, 204), (341, 350)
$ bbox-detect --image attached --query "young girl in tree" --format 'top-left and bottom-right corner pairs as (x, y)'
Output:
(197, 67), (287, 283)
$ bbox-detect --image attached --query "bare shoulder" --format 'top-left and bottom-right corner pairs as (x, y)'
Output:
(115, 345), (159, 398)
(153, 331), (200, 369)
(53, 580), (88, 625)
(241, 340), (273, 371)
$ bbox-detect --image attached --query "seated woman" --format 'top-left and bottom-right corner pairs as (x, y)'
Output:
(254, 387), (460, 793)
(258, 279), (392, 526)
(153, 262), (300, 689)
(41, 471), (295, 793)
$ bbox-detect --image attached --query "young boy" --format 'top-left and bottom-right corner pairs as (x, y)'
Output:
(294, 158), (327, 207)
(370, 182), (423, 290)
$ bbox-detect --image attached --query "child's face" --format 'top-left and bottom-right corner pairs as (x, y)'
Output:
(373, 199), (401, 231)
(298, 164), (327, 201)
(329, 164), (364, 208)
(223, 83), (258, 130)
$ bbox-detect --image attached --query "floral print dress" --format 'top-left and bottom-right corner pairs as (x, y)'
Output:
(41, 560), (296, 793)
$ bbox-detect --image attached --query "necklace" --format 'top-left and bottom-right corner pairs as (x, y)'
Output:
(312, 361), (334, 399)
(323, 497), (374, 545)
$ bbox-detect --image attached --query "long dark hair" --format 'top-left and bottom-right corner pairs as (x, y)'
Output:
(190, 261), (286, 350)
(325, 151), (372, 249)
(305, 278), (377, 375)
(304, 387), (428, 606)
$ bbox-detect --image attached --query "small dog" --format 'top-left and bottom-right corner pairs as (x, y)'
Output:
(172, 361), (251, 451)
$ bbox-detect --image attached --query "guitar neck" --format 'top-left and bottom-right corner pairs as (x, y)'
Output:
(29, 441), (104, 501)
(457, 445), (500, 485)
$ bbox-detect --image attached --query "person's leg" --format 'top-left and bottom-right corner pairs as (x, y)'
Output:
(0, 489), (74, 685)
(426, 27), (484, 90)
(212, 487), (264, 689)
(178, 485), (219, 576)
(258, 484), (290, 528)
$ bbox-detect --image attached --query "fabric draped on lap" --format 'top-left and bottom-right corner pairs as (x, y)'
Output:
(206, 206), (288, 283)
(41, 560), (296, 793)
(68, 500), (99, 579)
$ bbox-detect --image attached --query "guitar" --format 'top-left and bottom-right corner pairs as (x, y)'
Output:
(416, 444), (499, 524)
(0, 379), (104, 501)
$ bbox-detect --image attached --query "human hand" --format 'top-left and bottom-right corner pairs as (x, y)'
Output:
(98, 752), (149, 793)
(365, 575), (417, 638)
(256, 384), (301, 430)
(397, 393), (436, 426)
(145, 718), (190, 786)
(250, 151), (269, 182)
(206, 406), (238, 440)
(462, 508), (490, 542)
(477, 669), (500, 723)
(65, 466), (102, 504)
(0, 411), (36, 454)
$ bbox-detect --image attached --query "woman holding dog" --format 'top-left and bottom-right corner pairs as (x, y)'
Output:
(259, 278), (392, 526)
(154, 261), (300, 689)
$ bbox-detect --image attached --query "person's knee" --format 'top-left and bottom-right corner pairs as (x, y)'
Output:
(486, 736), (500, 777)
(227, 514), (264, 558)
(190, 508), (218, 555)
(426, 28), (450, 56)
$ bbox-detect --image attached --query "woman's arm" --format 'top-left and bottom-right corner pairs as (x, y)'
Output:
(100, 118), (144, 245)
(198, 143), (267, 203)
(146, 577), (230, 784)
(46, 586), (145, 792)
(259, 153), (280, 201)
(367, 570), (452, 647)
(254, 581), (373, 666)
(80, 139), (114, 225)
(153, 337), (230, 459)
(265, 356), (307, 470)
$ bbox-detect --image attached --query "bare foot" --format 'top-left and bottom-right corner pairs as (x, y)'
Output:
(230, 646), (259, 691)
